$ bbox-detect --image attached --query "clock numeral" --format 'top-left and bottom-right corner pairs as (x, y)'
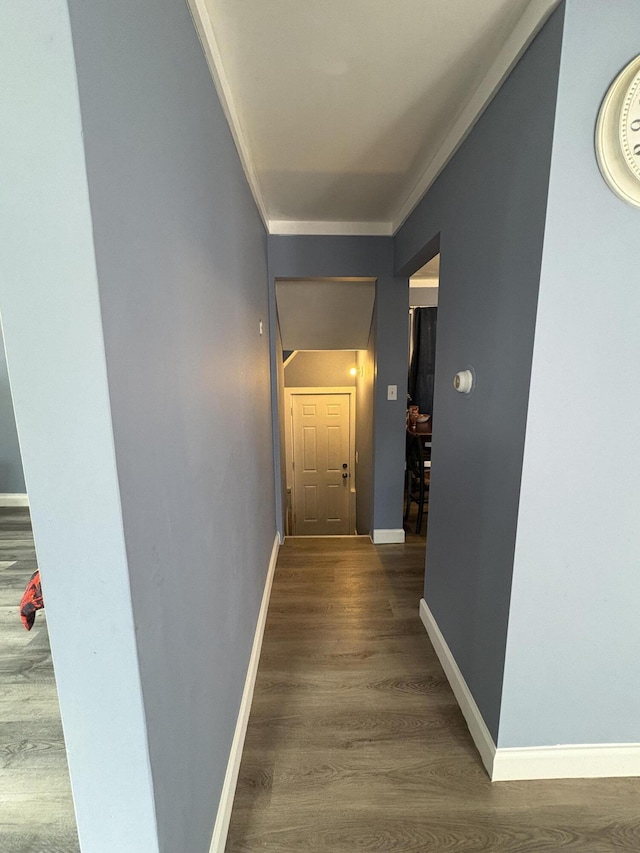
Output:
(634, 143), (640, 156)
(630, 118), (640, 132)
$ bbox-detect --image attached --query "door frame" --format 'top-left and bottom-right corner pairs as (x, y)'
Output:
(284, 386), (356, 536)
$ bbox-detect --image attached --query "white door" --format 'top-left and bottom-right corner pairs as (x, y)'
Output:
(291, 393), (351, 535)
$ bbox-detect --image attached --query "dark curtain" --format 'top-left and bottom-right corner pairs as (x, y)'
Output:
(408, 307), (438, 415)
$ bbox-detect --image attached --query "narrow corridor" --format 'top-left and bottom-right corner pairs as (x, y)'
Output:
(226, 536), (640, 852)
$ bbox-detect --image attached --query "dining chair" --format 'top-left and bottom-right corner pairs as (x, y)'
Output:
(404, 433), (431, 534)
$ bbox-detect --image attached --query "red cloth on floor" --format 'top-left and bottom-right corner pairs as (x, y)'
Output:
(20, 570), (44, 631)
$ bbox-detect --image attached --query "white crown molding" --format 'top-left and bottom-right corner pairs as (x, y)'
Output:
(268, 220), (393, 237)
(391, 0), (562, 233)
(189, 0), (560, 238)
(187, 0), (269, 228)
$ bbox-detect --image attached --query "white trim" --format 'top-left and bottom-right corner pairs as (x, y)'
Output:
(410, 277), (439, 287)
(492, 743), (640, 781)
(209, 533), (280, 853)
(282, 350), (298, 369)
(186, 0), (269, 228)
(285, 387), (356, 536)
(419, 598), (640, 782)
(371, 528), (405, 544)
(391, 0), (562, 232)
(269, 220), (393, 237)
(0, 493), (29, 507)
(285, 534), (370, 540)
(419, 598), (496, 776)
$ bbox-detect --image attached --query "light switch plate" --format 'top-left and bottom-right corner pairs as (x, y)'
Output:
(387, 384), (397, 401)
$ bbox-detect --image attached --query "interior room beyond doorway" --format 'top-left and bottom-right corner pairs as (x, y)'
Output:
(404, 254), (439, 541)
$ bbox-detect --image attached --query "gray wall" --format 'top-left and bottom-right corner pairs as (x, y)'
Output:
(268, 236), (407, 535)
(0, 3), (159, 849)
(65, 1), (276, 850)
(500, 0), (640, 747)
(394, 5), (565, 740)
(284, 350), (356, 388)
(0, 322), (26, 493)
(1, 1), (275, 851)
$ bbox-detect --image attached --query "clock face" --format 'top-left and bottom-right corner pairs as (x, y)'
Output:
(620, 72), (640, 181)
(596, 55), (640, 207)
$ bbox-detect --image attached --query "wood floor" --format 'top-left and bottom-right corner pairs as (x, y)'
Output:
(226, 526), (640, 852)
(0, 507), (79, 853)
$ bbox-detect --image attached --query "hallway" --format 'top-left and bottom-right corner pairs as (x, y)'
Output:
(226, 536), (640, 852)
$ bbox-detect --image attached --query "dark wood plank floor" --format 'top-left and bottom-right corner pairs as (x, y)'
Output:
(0, 507), (79, 853)
(226, 530), (640, 852)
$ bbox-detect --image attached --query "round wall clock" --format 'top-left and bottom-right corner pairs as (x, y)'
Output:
(596, 54), (640, 207)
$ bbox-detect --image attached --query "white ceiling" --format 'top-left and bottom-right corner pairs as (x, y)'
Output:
(276, 279), (375, 350)
(411, 254), (440, 285)
(189, 0), (560, 235)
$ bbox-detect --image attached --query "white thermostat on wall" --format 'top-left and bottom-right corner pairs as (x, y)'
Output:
(453, 369), (473, 394)
(596, 54), (640, 207)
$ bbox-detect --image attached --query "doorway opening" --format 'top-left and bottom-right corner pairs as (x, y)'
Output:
(285, 383), (356, 535)
(274, 278), (376, 537)
(404, 253), (439, 546)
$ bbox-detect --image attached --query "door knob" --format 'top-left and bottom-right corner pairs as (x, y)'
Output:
(342, 472), (348, 479)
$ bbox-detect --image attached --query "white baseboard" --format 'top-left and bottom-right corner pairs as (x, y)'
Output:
(419, 598), (640, 782)
(492, 743), (640, 781)
(0, 494), (29, 507)
(371, 528), (405, 544)
(285, 534), (370, 540)
(419, 598), (496, 776)
(209, 533), (280, 853)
